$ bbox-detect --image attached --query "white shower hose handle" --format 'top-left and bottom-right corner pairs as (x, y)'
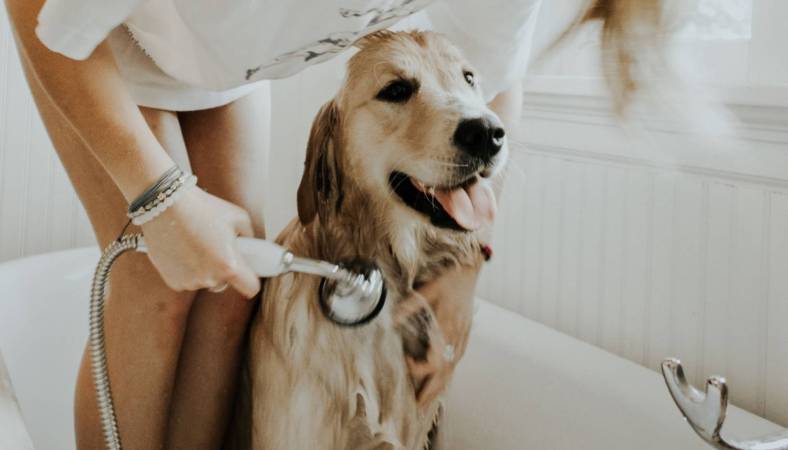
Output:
(137, 236), (292, 278)
(235, 237), (291, 277)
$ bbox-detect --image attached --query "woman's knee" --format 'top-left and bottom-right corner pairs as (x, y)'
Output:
(203, 288), (259, 334)
(109, 253), (196, 325)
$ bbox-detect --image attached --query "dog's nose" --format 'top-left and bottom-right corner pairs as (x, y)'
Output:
(453, 117), (505, 159)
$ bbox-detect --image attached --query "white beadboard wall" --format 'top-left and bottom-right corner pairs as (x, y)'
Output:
(478, 89), (788, 426)
(0, 8), (95, 261)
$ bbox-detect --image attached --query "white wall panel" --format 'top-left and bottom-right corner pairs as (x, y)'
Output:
(620, 171), (652, 364)
(645, 174), (676, 369)
(478, 91), (788, 425)
(766, 192), (788, 425)
(536, 156), (563, 329)
(599, 166), (626, 355)
(669, 179), (704, 385)
(555, 161), (583, 336)
(0, 7), (95, 262)
(701, 182), (736, 386)
(575, 163), (606, 345)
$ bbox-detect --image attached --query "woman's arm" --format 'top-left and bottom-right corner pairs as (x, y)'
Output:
(489, 84), (523, 136)
(6, 0), (173, 200)
(5, 0), (261, 297)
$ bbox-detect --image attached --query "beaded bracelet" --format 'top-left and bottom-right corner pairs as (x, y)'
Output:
(127, 167), (198, 226)
(127, 166), (181, 214)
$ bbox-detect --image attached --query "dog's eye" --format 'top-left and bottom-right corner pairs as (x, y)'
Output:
(463, 71), (475, 87)
(376, 80), (415, 103)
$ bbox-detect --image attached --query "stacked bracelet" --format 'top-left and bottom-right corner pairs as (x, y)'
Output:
(127, 166), (198, 226)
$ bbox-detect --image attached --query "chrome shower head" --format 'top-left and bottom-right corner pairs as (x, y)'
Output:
(250, 240), (386, 326)
(318, 262), (386, 326)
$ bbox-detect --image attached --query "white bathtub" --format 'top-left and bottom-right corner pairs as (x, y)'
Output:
(0, 248), (782, 450)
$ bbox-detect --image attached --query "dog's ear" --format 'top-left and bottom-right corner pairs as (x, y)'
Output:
(297, 99), (343, 225)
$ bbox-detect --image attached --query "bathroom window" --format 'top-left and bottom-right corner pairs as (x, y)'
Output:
(674, 0), (788, 89)
(672, 0), (753, 85)
(675, 0), (752, 40)
(527, 0), (788, 101)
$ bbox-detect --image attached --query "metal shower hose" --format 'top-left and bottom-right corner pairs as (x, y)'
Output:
(90, 233), (143, 450)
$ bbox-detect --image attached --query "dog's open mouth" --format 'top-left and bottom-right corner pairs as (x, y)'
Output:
(388, 171), (497, 231)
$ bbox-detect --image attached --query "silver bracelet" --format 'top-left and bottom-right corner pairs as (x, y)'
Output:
(127, 166), (182, 214)
(127, 168), (198, 226)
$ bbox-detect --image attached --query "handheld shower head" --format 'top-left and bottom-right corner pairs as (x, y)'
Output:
(229, 238), (387, 326)
(318, 261), (386, 326)
(139, 237), (386, 325)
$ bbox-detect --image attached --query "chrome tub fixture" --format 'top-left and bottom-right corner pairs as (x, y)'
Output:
(661, 358), (788, 450)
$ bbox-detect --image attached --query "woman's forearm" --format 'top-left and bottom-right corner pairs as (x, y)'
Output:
(488, 83), (523, 138)
(6, 0), (174, 201)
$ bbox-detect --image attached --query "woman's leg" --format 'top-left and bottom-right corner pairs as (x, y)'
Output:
(166, 86), (271, 448)
(19, 57), (197, 449)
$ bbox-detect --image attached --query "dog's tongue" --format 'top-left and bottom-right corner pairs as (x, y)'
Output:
(433, 179), (496, 231)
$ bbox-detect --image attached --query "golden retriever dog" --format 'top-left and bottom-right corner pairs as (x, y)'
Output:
(227, 30), (506, 450)
(222, 0), (672, 447)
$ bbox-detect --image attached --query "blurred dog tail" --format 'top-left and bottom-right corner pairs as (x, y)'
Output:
(544, 0), (667, 114)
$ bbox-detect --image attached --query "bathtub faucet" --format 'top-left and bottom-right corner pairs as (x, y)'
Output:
(661, 358), (788, 450)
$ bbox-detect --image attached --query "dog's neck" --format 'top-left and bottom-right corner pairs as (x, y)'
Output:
(298, 183), (480, 299)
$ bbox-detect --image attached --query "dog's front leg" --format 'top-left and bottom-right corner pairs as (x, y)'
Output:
(394, 293), (455, 409)
(396, 261), (477, 408)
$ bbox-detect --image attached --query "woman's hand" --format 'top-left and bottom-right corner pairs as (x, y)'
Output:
(141, 187), (261, 298)
(395, 262), (480, 408)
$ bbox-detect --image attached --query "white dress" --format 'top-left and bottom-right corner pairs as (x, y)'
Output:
(36, 0), (543, 111)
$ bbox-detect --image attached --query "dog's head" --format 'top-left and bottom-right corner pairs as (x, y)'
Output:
(298, 31), (507, 260)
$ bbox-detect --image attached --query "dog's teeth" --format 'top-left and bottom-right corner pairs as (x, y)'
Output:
(428, 187), (435, 196)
